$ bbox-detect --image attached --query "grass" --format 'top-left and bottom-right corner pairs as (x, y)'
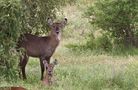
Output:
(0, 40), (138, 90)
(0, 0), (138, 90)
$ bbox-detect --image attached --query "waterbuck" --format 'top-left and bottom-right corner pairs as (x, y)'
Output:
(0, 86), (26, 90)
(18, 18), (67, 80)
(42, 59), (58, 85)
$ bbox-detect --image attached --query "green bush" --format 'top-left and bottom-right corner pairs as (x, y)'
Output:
(66, 33), (112, 54)
(95, 34), (112, 52)
(86, 0), (138, 47)
(0, 0), (22, 80)
(85, 34), (96, 50)
(86, 33), (112, 52)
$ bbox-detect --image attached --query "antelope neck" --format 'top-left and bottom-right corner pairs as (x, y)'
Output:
(49, 32), (61, 41)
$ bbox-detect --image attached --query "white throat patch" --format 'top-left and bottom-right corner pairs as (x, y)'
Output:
(57, 33), (61, 41)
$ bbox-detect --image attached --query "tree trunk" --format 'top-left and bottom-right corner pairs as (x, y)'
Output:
(124, 26), (135, 47)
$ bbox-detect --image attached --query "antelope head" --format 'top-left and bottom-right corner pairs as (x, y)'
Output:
(47, 18), (67, 40)
(43, 59), (58, 85)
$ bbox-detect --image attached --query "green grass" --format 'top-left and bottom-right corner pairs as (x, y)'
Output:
(0, 0), (138, 90)
(0, 41), (138, 90)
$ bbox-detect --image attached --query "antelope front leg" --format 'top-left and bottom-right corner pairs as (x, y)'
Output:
(19, 54), (29, 79)
(40, 57), (50, 80)
(40, 57), (44, 80)
(18, 56), (22, 79)
(40, 57), (51, 80)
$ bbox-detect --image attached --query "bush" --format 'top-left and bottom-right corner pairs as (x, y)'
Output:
(0, 0), (22, 80)
(86, 33), (112, 52)
(86, 0), (138, 47)
(85, 34), (96, 50)
(95, 34), (112, 52)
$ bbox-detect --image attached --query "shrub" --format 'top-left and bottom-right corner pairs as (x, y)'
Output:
(0, 0), (22, 80)
(86, 0), (138, 47)
(86, 32), (112, 52)
(95, 34), (112, 52)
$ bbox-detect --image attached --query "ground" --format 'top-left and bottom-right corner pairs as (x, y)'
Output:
(0, 0), (138, 89)
(0, 39), (138, 90)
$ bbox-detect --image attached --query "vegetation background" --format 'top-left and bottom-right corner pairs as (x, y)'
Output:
(0, 0), (138, 90)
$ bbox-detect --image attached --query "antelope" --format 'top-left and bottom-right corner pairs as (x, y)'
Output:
(18, 18), (67, 80)
(42, 59), (58, 85)
(0, 86), (26, 90)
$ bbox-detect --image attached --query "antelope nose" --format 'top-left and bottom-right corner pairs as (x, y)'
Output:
(48, 72), (52, 76)
(56, 31), (59, 34)
(56, 27), (59, 34)
(48, 71), (52, 74)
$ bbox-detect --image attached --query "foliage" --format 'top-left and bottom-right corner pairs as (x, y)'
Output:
(95, 33), (112, 52)
(86, 0), (138, 47)
(0, 0), (22, 80)
(67, 33), (138, 55)
(21, 0), (68, 34)
(84, 32), (112, 52)
(0, 0), (69, 80)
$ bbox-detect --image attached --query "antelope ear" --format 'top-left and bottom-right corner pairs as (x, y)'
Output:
(43, 60), (49, 67)
(63, 18), (67, 25)
(47, 18), (53, 26)
(53, 59), (58, 65)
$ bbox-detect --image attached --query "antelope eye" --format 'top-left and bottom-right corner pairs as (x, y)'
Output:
(52, 25), (56, 28)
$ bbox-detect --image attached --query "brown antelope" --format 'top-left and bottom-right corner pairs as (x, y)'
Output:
(0, 86), (26, 90)
(18, 18), (67, 80)
(42, 59), (58, 85)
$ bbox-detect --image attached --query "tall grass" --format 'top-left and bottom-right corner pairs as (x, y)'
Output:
(0, 50), (138, 90)
(0, 0), (138, 90)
